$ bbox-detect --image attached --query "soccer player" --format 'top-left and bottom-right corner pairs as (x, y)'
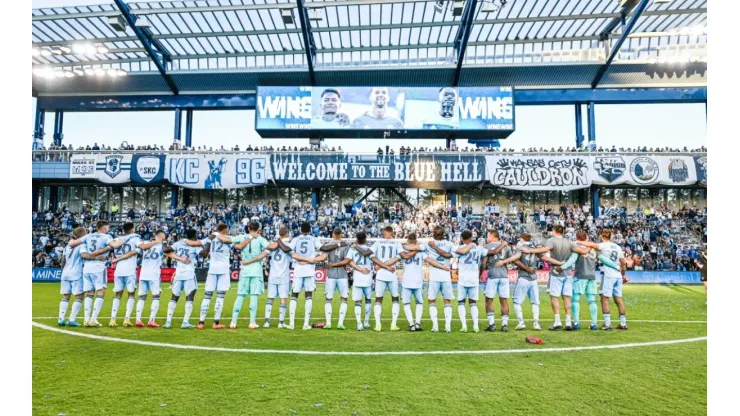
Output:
(162, 229), (201, 329)
(58, 227), (87, 327)
(192, 223), (234, 329)
(451, 231), (489, 333)
(482, 230), (513, 332)
(312, 88), (351, 128)
(79, 220), (114, 327)
(319, 228), (352, 330)
(425, 226), (456, 333)
(420, 87), (460, 130)
(278, 222), (327, 330)
(495, 233), (542, 331)
(350, 87), (404, 129)
(344, 232), (374, 331)
(577, 230), (628, 330)
(107, 222), (142, 327)
(367, 226), (403, 332)
(133, 230), (166, 328)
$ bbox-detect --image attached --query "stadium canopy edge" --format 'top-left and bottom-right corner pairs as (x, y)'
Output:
(36, 87), (707, 112)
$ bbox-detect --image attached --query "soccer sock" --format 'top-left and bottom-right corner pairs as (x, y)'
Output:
(586, 294), (598, 326)
(69, 299), (82, 322)
(303, 296), (313, 327)
(532, 304), (540, 322)
(214, 294), (225, 323)
(502, 314), (509, 326)
(458, 301), (467, 327)
(184, 301), (193, 324)
(150, 297), (160, 322)
(249, 295), (259, 324)
(199, 293), (213, 323)
(166, 300), (177, 323)
(514, 303), (524, 323)
(429, 304), (439, 328)
(374, 302), (382, 327)
(604, 313), (612, 326)
(84, 295), (93, 321)
(338, 301), (347, 326)
(355, 303), (362, 324)
(279, 303), (287, 324)
(290, 297), (297, 326)
(470, 304), (479, 328)
(125, 297), (135, 320)
(59, 298), (69, 321)
(231, 295), (246, 325)
(487, 311), (495, 326)
(92, 295), (104, 320)
(620, 314), (627, 326)
(325, 301), (333, 325)
(553, 313), (562, 326)
(565, 314), (572, 327)
(572, 293), (581, 324)
(415, 303), (423, 325)
(265, 300), (273, 323)
(391, 301), (400, 327)
(404, 303), (414, 326)
(110, 296), (121, 320)
(444, 304), (452, 329)
(364, 301), (372, 325)
(136, 296), (145, 322)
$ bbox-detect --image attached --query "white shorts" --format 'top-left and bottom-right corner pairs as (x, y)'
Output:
(352, 286), (373, 302)
(325, 279), (349, 299)
(428, 281), (454, 301)
(402, 287), (423, 304)
(171, 278), (197, 297)
(205, 273), (231, 293)
(484, 278), (510, 299)
(268, 281), (290, 299)
(599, 276), (623, 298)
(293, 276), (316, 294)
(375, 280), (399, 298)
(513, 278), (540, 305)
(547, 275), (573, 297)
(60, 278), (83, 296)
(138, 280), (161, 296)
(82, 271), (106, 292)
(457, 285), (479, 302)
(113, 275), (137, 293)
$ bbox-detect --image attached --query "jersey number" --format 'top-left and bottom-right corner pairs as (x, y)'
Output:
(299, 241), (309, 255)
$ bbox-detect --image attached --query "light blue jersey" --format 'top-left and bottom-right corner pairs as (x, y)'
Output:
(139, 243), (164, 281)
(172, 240), (200, 280)
(80, 232), (112, 274)
(203, 238), (232, 275)
(425, 240), (455, 282)
(113, 234), (141, 277)
(61, 244), (84, 281)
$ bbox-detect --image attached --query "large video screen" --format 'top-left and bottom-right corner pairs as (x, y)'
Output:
(255, 86), (515, 139)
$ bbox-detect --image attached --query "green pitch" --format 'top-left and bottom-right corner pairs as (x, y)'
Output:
(32, 283), (706, 415)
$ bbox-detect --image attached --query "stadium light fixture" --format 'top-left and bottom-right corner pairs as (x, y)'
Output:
(73, 68), (84, 76)
(308, 8), (324, 22)
(51, 47), (64, 55)
(452, 1), (464, 17)
(54, 71), (65, 78)
(107, 68), (119, 77)
(281, 9), (294, 25)
(116, 69), (127, 76)
(108, 15), (127, 32)
(134, 17), (150, 28)
(94, 68), (105, 76)
(64, 71), (74, 78)
(40, 48), (52, 57)
(32, 48), (41, 57)
(434, 0), (445, 14)
(97, 45), (110, 54)
(84, 67), (95, 76)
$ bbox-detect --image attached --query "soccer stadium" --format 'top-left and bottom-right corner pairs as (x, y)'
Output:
(31, 0), (707, 414)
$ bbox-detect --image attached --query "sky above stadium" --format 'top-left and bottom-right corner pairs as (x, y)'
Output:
(32, 0), (707, 152)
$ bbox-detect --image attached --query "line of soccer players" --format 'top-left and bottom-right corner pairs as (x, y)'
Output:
(57, 221), (629, 332)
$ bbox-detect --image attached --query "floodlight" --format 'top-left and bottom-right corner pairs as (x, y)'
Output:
(97, 45), (109, 54)
(51, 48), (64, 55)
(84, 67), (95, 75)
(107, 68), (119, 77)
(281, 9), (294, 25)
(41, 48), (52, 57)
(134, 17), (150, 28)
(116, 69), (127, 76)
(64, 71), (74, 78)
(54, 71), (65, 78)
(452, 1), (464, 17)
(59, 46), (72, 54)
(308, 8), (323, 21)
(32, 48), (41, 57)
(73, 68), (84, 76)
(481, 2), (500, 13)
(434, 1), (445, 14)
(94, 68), (105, 76)
(108, 15), (127, 32)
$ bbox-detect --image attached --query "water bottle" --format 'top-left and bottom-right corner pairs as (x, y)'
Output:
(312, 322), (326, 329)
(525, 336), (543, 345)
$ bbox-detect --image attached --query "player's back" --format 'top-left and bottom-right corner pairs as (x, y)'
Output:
(598, 242), (623, 278)
(206, 238), (232, 274)
(425, 240), (454, 266)
(172, 240), (199, 277)
(61, 244), (84, 279)
(81, 232), (112, 271)
(401, 250), (426, 288)
(269, 242), (292, 280)
(114, 234), (141, 277)
(575, 250), (597, 278)
(326, 244), (350, 280)
(290, 234), (321, 277)
(347, 244), (373, 286)
(485, 242), (512, 279)
(373, 239), (402, 263)
(140, 243), (164, 279)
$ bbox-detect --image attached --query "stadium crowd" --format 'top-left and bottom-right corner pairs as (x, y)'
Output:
(33, 198), (706, 273)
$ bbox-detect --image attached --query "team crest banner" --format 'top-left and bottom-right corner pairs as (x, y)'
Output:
(591, 155), (629, 186)
(69, 154), (97, 179)
(131, 154), (166, 184)
(694, 156), (707, 187)
(95, 153), (132, 184)
(165, 154), (271, 189)
(485, 155), (592, 191)
(658, 156), (697, 186)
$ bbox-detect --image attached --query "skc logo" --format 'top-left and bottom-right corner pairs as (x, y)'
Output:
(169, 158), (200, 184)
(135, 156), (161, 183)
(103, 155), (124, 178)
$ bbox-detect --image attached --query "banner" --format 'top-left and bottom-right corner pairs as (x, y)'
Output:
(486, 155), (591, 191)
(625, 155), (661, 186)
(165, 154), (271, 189)
(32, 268), (62, 282)
(69, 154), (97, 179)
(658, 156), (697, 186)
(694, 155), (707, 187)
(131, 154), (166, 184)
(271, 153), (486, 189)
(591, 155), (630, 186)
(625, 271), (702, 284)
(95, 153), (132, 184)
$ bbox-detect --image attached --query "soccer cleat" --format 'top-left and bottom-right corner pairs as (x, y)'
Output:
(390, 325), (400, 332)
(57, 319), (66, 326)
(108, 320), (118, 328)
(303, 324), (312, 330)
(548, 324), (562, 331)
(374, 323), (382, 332)
(90, 319), (102, 327)
(67, 321), (81, 327)
(515, 322), (526, 331)
(533, 322), (542, 331)
(473, 326), (480, 333)
(357, 324), (364, 331)
(431, 326), (439, 333)
(277, 323), (285, 329)
(163, 321), (172, 329)
(485, 324), (496, 332)
(408, 325), (416, 332)
(181, 322), (196, 329)
(415, 323), (423, 331)
(617, 324), (628, 330)
(572, 323), (581, 330)
(601, 324), (613, 331)
(147, 321), (159, 328)
(363, 322), (371, 329)
(263, 322), (271, 329)
(564, 325), (573, 331)
(501, 324), (509, 332)
(589, 324), (598, 331)
(324, 323), (332, 330)
(135, 321), (145, 328)
(336, 324), (346, 330)
(248, 323), (259, 330)
(83, 319), (91, 327)
(197, 324), (205, 330)
(444, 327), (452, 333)
(123, 320), (133, 327)
(212, 323), (226, 329)
(286, 324), (295, 330)
(229, 322), (237, 330)
(460, 326), (468, 333)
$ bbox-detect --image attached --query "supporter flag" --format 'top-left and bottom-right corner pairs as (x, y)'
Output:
(95, 153), (132, 184)
(131, 154), (165, 184)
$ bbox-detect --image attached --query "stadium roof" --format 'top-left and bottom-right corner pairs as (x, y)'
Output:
(32, 0), (707, 96)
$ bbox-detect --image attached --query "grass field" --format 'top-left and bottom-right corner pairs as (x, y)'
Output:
(32, 282), (707, 415)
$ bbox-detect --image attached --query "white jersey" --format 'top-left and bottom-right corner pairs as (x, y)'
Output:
(61, 244), (84, 281)
(598, 242), (624, 279)
(289, 234), (322, 278)
(424, 240), (455, 282)
(171, 240), (200, 280)
(80, 232), (112, 274)
(268, 239), (292, 285)
(346, 245), (373, 287)
(203, 237), (232, 275)
(139, 242), (163, 281)
(113, 234), (142, 277)
(454, 245), (488, 287)
(373, 239), (403, 282)
(400, 250), (426, 289)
